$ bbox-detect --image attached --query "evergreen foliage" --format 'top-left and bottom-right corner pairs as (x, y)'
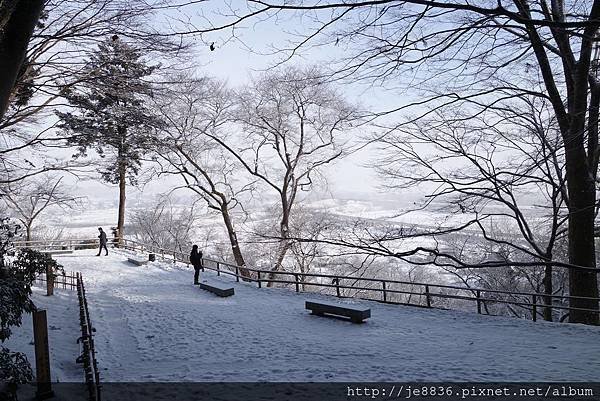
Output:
(56, 36), (162, 185)
(0, 219), (63, 398)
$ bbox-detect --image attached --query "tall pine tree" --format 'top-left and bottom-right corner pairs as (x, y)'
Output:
(57, 36), (162, 243)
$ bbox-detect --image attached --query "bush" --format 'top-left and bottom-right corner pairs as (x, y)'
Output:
(0, 247), (63, 399)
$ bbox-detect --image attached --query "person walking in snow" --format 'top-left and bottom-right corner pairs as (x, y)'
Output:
(190, 244), (203, 284)
(97, 227), (108, 256)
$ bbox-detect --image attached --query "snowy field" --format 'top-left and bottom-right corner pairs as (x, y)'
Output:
(8, 248), (600, 383)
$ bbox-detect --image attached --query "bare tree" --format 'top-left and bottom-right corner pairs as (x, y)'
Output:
(154, 77), (253, 278)
(288, 207), (328, 288)
(1, 175), (80, 241)
(130, 195), (199, 255)
(438, 221), (571, 321)
(208, 66), (359, 285)
(374, 96), (570, 320)
(175, 0), (600, 324)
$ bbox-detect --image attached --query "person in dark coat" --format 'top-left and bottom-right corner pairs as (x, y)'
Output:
(190, 244), (203, 284)
(97, 227), (108, 256)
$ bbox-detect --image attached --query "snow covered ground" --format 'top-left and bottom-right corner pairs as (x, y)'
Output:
(5, 285), (82, 382)
(8, 248), (600, 383)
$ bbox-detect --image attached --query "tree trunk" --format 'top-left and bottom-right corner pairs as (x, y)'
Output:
(542, 262), (553, 322)
(25, 223), (31, 243)
(267, 211), (291, 288)
(267, 240), (290, 288)
(0, 0), (44, 120)
(117, 163), (126, 246)
(565, 136), (599, 325)
(220, 205), (251, 279)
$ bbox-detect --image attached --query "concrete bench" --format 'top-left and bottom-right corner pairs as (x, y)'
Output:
(127, 257), (148, 266)
(305, 300), (371, 323)
(199, 281), (234, 297)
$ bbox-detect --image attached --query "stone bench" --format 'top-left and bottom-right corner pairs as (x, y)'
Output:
(127, 257), (148, 266)
(199, 281), (234, 297)
(305, 300), (371, 323)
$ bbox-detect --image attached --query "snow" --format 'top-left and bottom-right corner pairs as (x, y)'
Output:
(4, 286), (82, 382)
(7, 248), (600, 383)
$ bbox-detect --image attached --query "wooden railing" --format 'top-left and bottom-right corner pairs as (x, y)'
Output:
(33, 271), (77, 291)
(14, 239), (93, 291)
(118, 239), (600, 323)
(76, 273), (101, 401)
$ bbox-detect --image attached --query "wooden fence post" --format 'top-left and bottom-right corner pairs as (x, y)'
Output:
(335, 277), (340, 297)
(216, 262), (220, 276)
(45, 265), (54, 296)
(382, 281), (387, 302)
(33, 309), (54, 400)
(295, 274), (300, 292)
(532, 295), (537, 322)
(235, 266), (240, 282)
(476, 290), (482, 314)
(257, 271), (262, 288)
(425, 285), (431, 308)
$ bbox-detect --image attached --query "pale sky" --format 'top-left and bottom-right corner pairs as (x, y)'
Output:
(57, 2), (423, 205)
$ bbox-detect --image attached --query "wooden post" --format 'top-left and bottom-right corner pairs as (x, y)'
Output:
(257, 271), (262, 288)
(425, 285), (431, 308)
(382, 281), (387, 302)
(235, 266), (240, 282)
(294, 274), (300, 292)
(45, 266), (54, 296)
(335, 277), (340, 297)
(216, 262), (220, 276)
(33, 310), (54, 400)
(476, 290), (482, 314)
(532, 295), (537, 322)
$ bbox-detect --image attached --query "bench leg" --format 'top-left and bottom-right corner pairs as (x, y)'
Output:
(310, 311), (325, 317)
(351, 317), (364, 324)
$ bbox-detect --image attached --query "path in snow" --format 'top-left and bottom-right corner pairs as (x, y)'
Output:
(10, 248), (600, 382)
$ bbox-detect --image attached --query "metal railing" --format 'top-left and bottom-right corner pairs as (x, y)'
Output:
(17, 237), (600, 323)
(119, 239), (600, 323)
(14, 238), (101, 251)
(76, 273), (101, 401)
